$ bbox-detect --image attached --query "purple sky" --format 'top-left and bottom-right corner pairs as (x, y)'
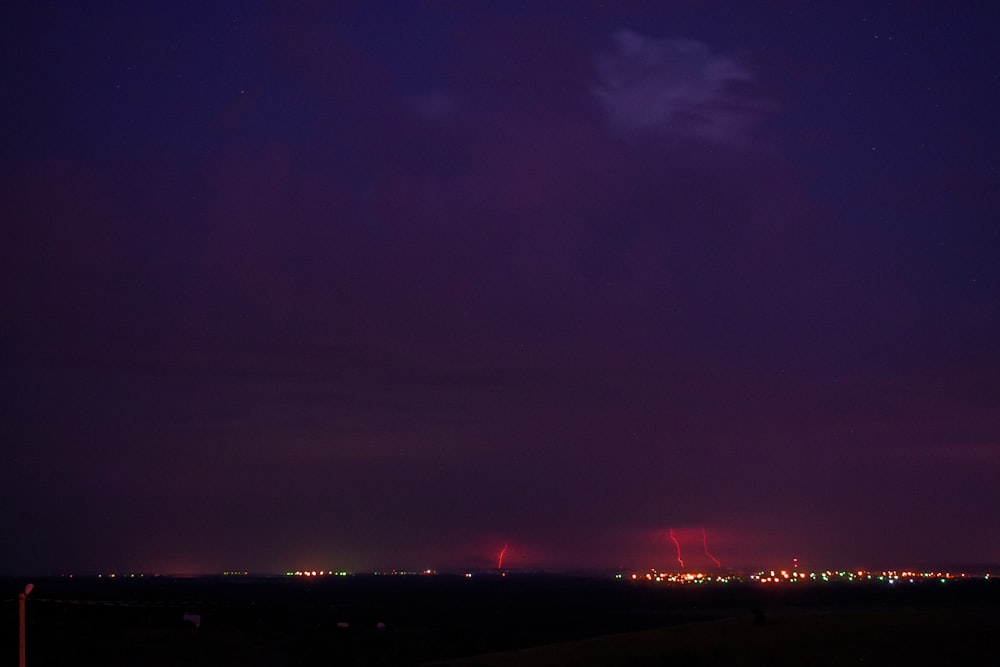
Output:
(2, 2), (998, 575)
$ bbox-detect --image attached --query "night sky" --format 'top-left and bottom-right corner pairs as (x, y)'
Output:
(3, 2), (999, 576)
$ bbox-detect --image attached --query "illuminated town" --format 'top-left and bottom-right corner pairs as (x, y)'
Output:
(73, 550), (996, 587)
(74, 565), (995, 585)
(614, 568), (990, 585)
(218, 566), (991, 585)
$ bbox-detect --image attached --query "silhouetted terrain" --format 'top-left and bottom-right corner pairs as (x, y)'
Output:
(4, 574), (998, 665)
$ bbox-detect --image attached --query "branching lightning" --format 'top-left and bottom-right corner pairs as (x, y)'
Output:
(669, 529), (684, 569)
(497, 543), (508, 570)
(702, 527), (721, 568)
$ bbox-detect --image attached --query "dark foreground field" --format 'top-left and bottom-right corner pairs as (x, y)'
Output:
(435, 609), (1000, 666)
(4, 574), (998, 666)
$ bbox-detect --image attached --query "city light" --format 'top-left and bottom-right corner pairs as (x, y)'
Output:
(615, 567), (986, 586)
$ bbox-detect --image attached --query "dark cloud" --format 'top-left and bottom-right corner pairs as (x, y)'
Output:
(1, 3), (998, 575)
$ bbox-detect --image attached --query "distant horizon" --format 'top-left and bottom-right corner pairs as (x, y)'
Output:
(4, 560), (999, 581)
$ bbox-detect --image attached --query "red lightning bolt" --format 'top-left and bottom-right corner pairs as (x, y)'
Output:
(669, 529), (684, 569)
(702, 527), (721, 568)
(497, 544), (508, 570)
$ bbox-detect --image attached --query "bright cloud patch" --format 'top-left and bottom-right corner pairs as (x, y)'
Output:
(593, 30), (764, 145)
